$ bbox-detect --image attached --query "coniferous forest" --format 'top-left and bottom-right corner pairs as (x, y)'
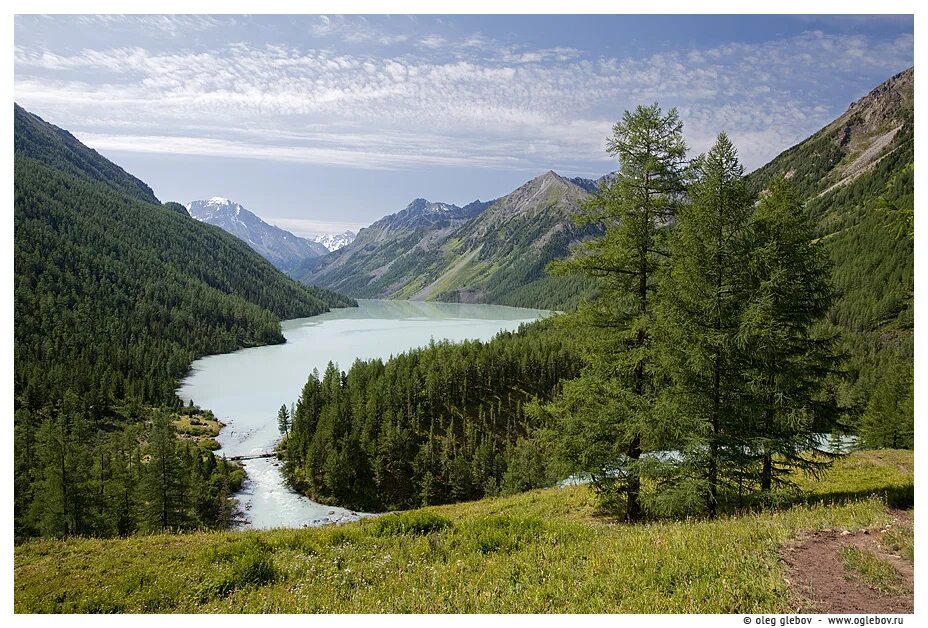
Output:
(279, 322), (583, 511)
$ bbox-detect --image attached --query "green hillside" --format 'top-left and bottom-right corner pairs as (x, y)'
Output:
(14, 450), (912, 613)
(14, 104), (160, 204)
(14, 156), (354, 408)
(297, 172), (601, 311)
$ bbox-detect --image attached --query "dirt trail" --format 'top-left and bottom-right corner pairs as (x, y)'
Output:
(781, 510), (913, 613)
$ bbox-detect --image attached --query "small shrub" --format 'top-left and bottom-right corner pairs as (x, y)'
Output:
(198, 438), (221, 451)
(370, 511), (452, 537)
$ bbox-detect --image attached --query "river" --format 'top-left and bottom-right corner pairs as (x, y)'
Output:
(176, 299), (549, 529)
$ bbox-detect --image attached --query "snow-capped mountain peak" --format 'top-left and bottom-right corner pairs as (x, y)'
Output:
(307, 230), (356, 252)
(186, 197), (328, 270)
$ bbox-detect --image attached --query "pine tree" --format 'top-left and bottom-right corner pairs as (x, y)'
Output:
(29, 415), (75, 537)
(277, 404), (291, 436)
(107, 428), (140, 536)
(858, 362), (913, 449)
(216, 456), (235, 529)
(653, 133), (754, 518)
(544, 104), (686, 521)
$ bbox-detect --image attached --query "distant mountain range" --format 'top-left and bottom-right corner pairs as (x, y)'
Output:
(307, 230), (356, 252)
(292, 67), (913, 322)
(187, 197), (329, 271)
(290, 171), (607, 310)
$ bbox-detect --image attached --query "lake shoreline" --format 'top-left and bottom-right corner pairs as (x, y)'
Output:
(177, 299), (549, 530)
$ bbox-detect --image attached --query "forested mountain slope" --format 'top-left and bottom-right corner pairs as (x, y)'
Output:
(289, 197), (490, 298)
(14, 164), (353, 408)
(14, 104), (159, 204)
(14, 104), (356, 538)
(296, 172), (602, 310)
(745, 67), (914, 428)
(13, 104), (355, 409)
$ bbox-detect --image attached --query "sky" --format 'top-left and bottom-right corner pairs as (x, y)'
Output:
(13, 14), (914, 235)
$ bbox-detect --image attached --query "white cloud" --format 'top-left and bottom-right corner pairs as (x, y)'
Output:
(310, 15), (410, 46)
(32, 14), (230, 38)
(418, 34), (446, 49)
(70, 131), (531, 171)
(264, 217), (370, 236)
(497, 46), (583, 64)
(14, 27), (913, 173)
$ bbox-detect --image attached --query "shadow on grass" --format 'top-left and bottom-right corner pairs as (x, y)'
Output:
(727, 483), (914, 515)
(817, 484), (915, 510)
(585, 483), (914, 525)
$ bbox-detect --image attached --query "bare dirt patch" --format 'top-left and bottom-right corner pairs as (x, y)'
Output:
(781, 510), (913, 613)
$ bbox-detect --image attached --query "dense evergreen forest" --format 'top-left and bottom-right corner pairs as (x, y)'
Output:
(14, 157), (352, 407)
(19, 401), (245, 538)
(279, 321), (582, 511)
(13, 105), (355, 538)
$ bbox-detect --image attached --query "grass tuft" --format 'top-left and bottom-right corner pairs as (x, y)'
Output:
(197, 537), (278, 601)
(370, 511), (452, 537)
(461, 515), (545, 554)
(839, 546), (906, 595)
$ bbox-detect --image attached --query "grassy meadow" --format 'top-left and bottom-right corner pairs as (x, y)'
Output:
(14, 450), (913, 613)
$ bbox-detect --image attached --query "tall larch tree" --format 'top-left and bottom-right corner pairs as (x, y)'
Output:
(653, 133), (754, 518)
(543, 104), (687, 521)
(740, 177), (839, 490)
(138, 410), (189, 532)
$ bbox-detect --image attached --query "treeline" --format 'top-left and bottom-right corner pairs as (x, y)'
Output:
(279, 322), (582, 511)
(14, 105), (356, 539)
(14, 399), (243, 539)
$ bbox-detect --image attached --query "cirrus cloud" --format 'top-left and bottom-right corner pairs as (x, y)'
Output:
(14, 18), (914, 174)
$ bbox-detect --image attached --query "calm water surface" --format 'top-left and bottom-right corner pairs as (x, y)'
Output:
(177, 299), (549, 529)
